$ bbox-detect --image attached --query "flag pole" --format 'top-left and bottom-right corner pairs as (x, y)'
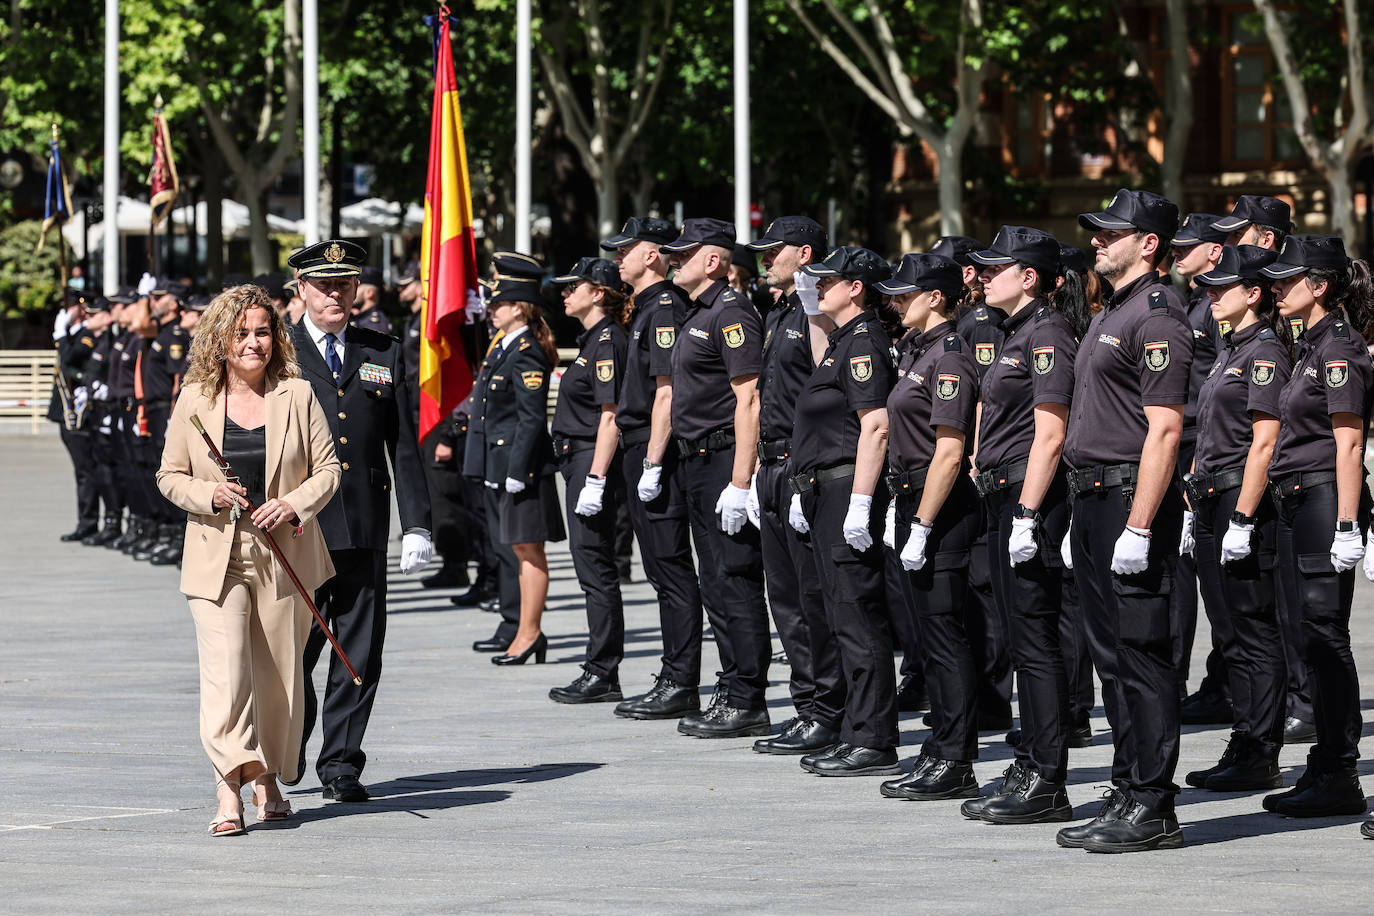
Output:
(148, 96), (159, 277)
(103, 0), (119, 294)
(515, 0), (531, 252)
(733, 0), (750, 241)
(303, 0), (320, 245)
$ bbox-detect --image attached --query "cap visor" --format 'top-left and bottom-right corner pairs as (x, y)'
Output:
(297, 265), (361, 278)
(968, 249), (1014, 266)
(1170, 235), (1203, 247)
(1193, 270), (1240, 287)
(1210, 216), (1247, 232)
(1258, 263), (1308, 279)
(1078, 212), (1135, 231)
(744, 237), (785, 251)
(658, 240), (702, 254)
(874, 280), (917, 295)
(599, 234), (634, 250)
(799, 263), (840, 277)
(550, 274), (581, 285)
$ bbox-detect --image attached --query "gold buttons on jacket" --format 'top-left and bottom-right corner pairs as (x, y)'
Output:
(340, 436), (348, 445)
(337, 388), (345, 397)
(338, 411), (347, 419)
(496, 438), (505, 445)
(342, 462), (350, 470)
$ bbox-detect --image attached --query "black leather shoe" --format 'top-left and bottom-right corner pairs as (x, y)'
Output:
(149, 530), (183, 566)
(1273, 769), (1368, 817)
(1180, 689), (1233, 725)
(477, 597), (500, 613)
(808, 745), (902, 777)
(1283, 716), (1317, 743)
(1082, 801), (1183, 853)
(1067, 722), (1094, 748)
(1056, 788), (1130, 848)
(880, 754), (935, 798)
(472, 635), (512, 653)
(1263, 756), (1320, 811)
(492, 633), (548, 666)
(754, 719), (841, 755)
(322, 774), (369, 802)
(887, 758), (977, 800)
(1186, 733), (1243, 788)
(678, 704), (770, 738)
(801, 743), (850, 772)
(614, 677), (701, 719)
(549, 668), (622, 704)
(1206, 743), (1282, 792)
(1360, 820), (1374, 839)
(980, 773), (1074, 824)
(960, 762), (1028, 819)
(60, 523), (98, 542)
(422, 564), (469, 589)
(896, 675), (929, 713)
(450, 586), (493, 607)
(83, 517), (121, 546)
(771, 649), (789, 666)
(110, 521), (141, 551)
(133, 525), (171, 562)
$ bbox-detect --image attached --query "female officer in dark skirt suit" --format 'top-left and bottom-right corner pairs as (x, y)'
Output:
(547, 258), (631, 703)
(1257, 236), (1374, 819)
(785, 247), (899, 777)
(472, 280), (566, 666)
(960, 226), (1084, 824)
(1182, 245), (1291, 793)
(873, 252), (983, 801)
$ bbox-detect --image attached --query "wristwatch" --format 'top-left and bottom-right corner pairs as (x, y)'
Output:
(1336, 519), (1357, 532)
(642, 458), (659, 471)
(1014, 504), (1041, 523)
(1231, 510), (1257, 526)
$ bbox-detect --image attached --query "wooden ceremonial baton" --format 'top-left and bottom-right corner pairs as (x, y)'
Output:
(189, 413), (362, 685)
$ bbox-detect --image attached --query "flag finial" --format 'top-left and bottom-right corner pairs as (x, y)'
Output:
(154, 92), (164, 110)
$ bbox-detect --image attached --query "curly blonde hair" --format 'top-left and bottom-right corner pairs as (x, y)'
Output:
(182, 284), (300, 399)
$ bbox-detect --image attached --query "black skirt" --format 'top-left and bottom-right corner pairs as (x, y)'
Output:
(498, 474), (567, 545)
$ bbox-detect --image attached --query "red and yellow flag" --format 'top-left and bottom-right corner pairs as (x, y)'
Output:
(148, 94), (179, 227)
(418, 8), (478, 443)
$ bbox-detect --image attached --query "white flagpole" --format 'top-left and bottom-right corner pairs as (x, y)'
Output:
(103, 0), (120, 293)
(733, 0), (750, 240)
(515, 0), (532, 253)
(303, 0), (321, 244)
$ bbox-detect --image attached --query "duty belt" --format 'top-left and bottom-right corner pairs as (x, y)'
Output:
(757, 437), (791, 465)
(790, 463), (856, 494)
(1067, 462), (1139, 498)
(618, 426), (651, 448)
(676, 427), (736, 460)
(974, 458), (1029, 498)
(1183, 465), (1246, 504)
(552, 435), (597, 462)
(141, 399), (171, 411)
(886, 466), (929, 497)
(1269, 471), (1336, 501)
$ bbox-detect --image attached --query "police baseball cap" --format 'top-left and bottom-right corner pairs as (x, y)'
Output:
(659, 218), (736, 254)
(801, 246), (893, 287)
(876, 253), (963, 298)
(358, 266), (384, 288)
(1059, 246), (1089, 274)
(928, 236), (984, 268)
(552, 256), (628, 292)
(732, 245), (758, 275)
(150, 277), (189, 299)
(1194, 245), (1279, 286)
(745, 215), (828, 253)
(486, 276), (544, 305)
(490, 250), (545, 280)
(252, 272), (289, 300)
(107, 285), (139, 305)
(969, 225), (1061, 278)
(85, 296), (110, 313)
(1212, 195), (1292, 234)
(1258, 234), (1349, 279)
(287, 239), (367, 279)
(1078, 188), (1179, 242)
(185, 294), (214, 312)
(600, 216), (678, 250)
(396, 267), (420, 286)
(283, 277), (300, 295)
(1172, 213), (1229, 246)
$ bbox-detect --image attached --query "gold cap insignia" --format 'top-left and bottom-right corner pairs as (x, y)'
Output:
(325, 242), (345, 263)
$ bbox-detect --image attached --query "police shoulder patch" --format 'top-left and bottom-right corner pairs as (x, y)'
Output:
(655, 326), (676, 349)
(595, 359), (615, 382)
(1326, 360), (1349, 388)
(80, 336), (94, 348)
(721, 322), (746, 349)
(1144, 340), (1170, 371)
(169, 344), (184, 361)
(974, 342), (995, 365)
(850, 354), (873, 382)
(1251, 359), (1276, 386)
(936, 373), (960, 400)
(521, 370), (545, 390)
(1032, 346), (1055, 375)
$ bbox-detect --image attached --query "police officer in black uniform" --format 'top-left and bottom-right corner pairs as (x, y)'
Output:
(1212, 194), (1291, 251)
(661, 218), (772, 738)
(289, 239), (433, 802)
(108, 291), (153, 553)
(1056, 189), (1193, 853)
(50, 291), (101, 542)
(1258, 236), (1373, 821)
(600, 217), (707, 719)
(875, 252), (983, 801)
(80, 293), (129, 546)
(744, 216), (845, 755)
(352, 266), (394, 336)
(784, 246), (900, 776)
(1181, 244), (1291, 793)
(548, 257), (631, 702)
(136, 279), (191, 566)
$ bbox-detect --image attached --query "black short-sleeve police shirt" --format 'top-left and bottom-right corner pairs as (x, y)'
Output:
(957, 303), (1009, 381)
(1062, 273), (1194, 467)
(1183, 285), (1219, 434)
(552, 315), (628, 439)
(1192, 323), (1290, 475)
(887, 320), (980, 470)
(617, 281), (685, 433)
(791, 311), (895, 473)
(976, 300), (1079, 470)
(1269, 313), (1374, 477)
(141, 320), (188, 401)
(670, 278), (762, 440)
(758, 293), (816, 441)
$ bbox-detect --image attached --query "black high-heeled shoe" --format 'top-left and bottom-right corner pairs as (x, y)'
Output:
(492, 632), (548, 666)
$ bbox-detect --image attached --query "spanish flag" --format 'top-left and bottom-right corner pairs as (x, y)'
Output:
(418, 8), (478, 443)
(148, 95), (179, 227)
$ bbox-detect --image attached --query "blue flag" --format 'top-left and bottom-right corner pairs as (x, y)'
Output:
(37, 137), (71, 253)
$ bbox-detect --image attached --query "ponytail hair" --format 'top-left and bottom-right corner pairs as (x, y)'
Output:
(862, 283), (905, 341)
(1245, 279), (1293, 355)
(1319, 259), (1374, 342)
(1047, 268), (1093, 340)
(593, 282), (632, 328)
(513, 300), (560, 368)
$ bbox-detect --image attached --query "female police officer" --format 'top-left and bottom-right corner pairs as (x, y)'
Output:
(872, 252), (983, 801)
(1182, 245), (1291, 794)
(1258, 236), (1373, 819)
(547, 258), (631, 703)
(960, 226), (1083, 824)
(784, 246), (899, 777)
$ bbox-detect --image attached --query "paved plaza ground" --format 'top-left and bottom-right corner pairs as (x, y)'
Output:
(3, 430), (1374, 913)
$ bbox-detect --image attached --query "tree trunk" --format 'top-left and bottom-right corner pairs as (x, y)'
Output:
(1161, 0), (1193, 206)
(596, 164), (618, 240)
(936, 141), (965, 236)
(244, 187), (273, 274)
(1324, 161), (1358, 252)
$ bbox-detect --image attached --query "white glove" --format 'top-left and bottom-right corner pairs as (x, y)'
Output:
(484, 479), (500, 490)
(504, 476), (526, 494)
(1331, 527), (1364, 573)
(900, 520), (931, 571)
(466, 287), (486, 321)
(1221, 520), (1254, 564)
(637, 463), (663, 502)
(399, 531), (433, 575)
(1008, 515), (1039, 566)
(1110, 526), (1152, 575)
(1179, 510), (1195, 556)
(793, 271), (821, 315)
(788, 492), (810, 534)
(883, 499), (896, 550)
(1060, 526), (1074, 569)
(715, 484), (751, 536)
(52, 309), (72, 341)
(1363, 540), (1374, 582)
(574, 475), (605, 517)
(137, 272), (157, 296)
(746, 473), (761, 529)
(842, 493), (874, 551)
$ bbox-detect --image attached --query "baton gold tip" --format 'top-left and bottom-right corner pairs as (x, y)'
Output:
(189, 414), (205, 433)
(353, 677), (363, 686)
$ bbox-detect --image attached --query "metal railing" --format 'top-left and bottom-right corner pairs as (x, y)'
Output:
(0, 350), (56, 434)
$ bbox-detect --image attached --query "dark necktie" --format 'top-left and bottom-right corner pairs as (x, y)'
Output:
(324, 333), (342, 378)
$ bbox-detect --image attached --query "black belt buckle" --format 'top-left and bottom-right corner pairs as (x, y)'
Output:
(789, 471), (815, 495)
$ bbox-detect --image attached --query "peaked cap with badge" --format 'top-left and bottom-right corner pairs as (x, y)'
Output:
(287, 239), (367, 279)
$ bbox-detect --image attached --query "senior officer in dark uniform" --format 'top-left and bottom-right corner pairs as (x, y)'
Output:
(1056, 189), (1193, 854)
(744, 216), (845, 755)
(289, 239), (433, 802)
(137, 279), (192, 566)
(602, 217), (708, 718)
(661, 218), (771, 738)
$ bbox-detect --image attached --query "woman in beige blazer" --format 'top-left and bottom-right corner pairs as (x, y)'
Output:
(158, 284), (341, 836)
